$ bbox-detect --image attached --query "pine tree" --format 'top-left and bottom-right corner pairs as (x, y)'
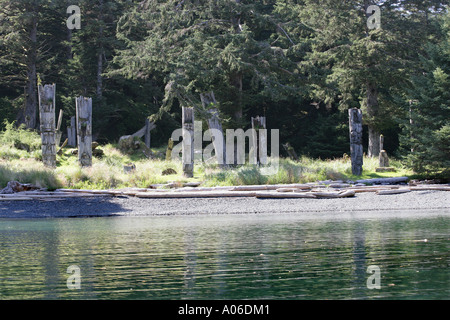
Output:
(113, 0), (301, 127)
(277, 0), (442, 157)
(401, 10), (450, 174)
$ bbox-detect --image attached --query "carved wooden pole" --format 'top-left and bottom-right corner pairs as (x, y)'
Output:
(200, 92), (226, 165)
(67, 116), (77, 147)
(251, 116), (267, 165)
(379, 134), (390, 168)
(76, 96), (93, 167)
(145, 118), (151, 148)
(349, 108), (363, 176)
(166, 138), (174, 161)
(182, 107), (194, 177)
(38, 84), (56, 168)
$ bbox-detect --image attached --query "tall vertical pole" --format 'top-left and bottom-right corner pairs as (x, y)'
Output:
(67, 116), (77, 147)
(349, 108), (363, 176)
(182, 107), (194, 177)
(76, 96), (93, 167)
(145, 118), (151, 149)
(251, 116), (267, 165)
(38, 84), (56, 168)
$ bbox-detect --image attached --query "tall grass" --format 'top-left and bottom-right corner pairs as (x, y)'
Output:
(0, 159), (61, 190)
(202, 156), (412, 186)
(0, 123), (413, 190)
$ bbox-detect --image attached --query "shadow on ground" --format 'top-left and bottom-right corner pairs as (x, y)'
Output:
(0, 196), (130, 218)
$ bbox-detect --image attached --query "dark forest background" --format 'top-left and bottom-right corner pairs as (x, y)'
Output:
(0, 0), (448, 173)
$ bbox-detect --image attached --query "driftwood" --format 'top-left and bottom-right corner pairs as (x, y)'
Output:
(356, 177), (408, 185)
(0, 181), (41, 194)
(232, 184), (312, 192)
(409, 186), (450, 191)
(2, 178), (448, 201)
(376, 189), (411, 195)
(256, 192), (317, 199)
(135, 191), (258, 198)
(312, 190), (356, 198)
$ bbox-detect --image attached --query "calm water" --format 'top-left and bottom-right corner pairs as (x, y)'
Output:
(0, 212), (448, 300)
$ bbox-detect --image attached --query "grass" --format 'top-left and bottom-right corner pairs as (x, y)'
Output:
(0, 121), (417, 190)
(201, 156), (413, 187)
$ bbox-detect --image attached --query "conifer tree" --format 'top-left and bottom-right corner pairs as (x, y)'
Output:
(113, 0), (300, 127)
(277, 0), (443, 157)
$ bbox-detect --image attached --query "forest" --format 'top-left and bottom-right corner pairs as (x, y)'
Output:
(0, 0), (449, 177)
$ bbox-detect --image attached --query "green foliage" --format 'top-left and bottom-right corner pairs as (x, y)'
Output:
(400, 12), (450, 174)
(0, 0), (448, 175)
(0, 120), (41, 158)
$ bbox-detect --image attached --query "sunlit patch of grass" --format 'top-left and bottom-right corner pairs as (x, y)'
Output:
(0, 131), (415, 189)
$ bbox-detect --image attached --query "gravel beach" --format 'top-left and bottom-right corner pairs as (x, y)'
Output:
(0, 190), (449, 219)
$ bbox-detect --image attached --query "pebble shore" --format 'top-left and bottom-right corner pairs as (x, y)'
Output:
(0, 190), (448, 219)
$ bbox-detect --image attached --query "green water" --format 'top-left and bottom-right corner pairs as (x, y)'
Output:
(0, 213), (448, 300)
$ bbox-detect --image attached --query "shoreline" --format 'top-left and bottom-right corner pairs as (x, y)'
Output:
(0, 190), (449, 219)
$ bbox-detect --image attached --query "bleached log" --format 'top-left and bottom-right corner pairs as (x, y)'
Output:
(232, 184), (311, 192)
(356, 177), (409, 185)
(0, 197), (35, 201)
(348, 185), (400, 193)
(135, 191), (257, 198)
(255, 192), (317, 199)
(376, 189), (411, 195)
(311, 190), (356, 198)
(328, 183), (351, 188)
(409, 186), (450, 191)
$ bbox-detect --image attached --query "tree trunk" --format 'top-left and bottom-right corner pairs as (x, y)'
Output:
(230, 72), (243, 120)
(18, 9), (38, 129)
(96, 0), (104, 100)
(97, 50), (103, 99)
(230, 0), (243, 121)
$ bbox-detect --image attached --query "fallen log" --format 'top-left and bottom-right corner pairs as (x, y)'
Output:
(356, 177), (408, 185)
(232, 184), (311, 192)
(376, 189), (411, 195)
(255, 192), (317, 199)
(328, 183), (351, 188)
(310, 190), (356, 198)
(0, 197), (35, 201)
(135, 191), (257, 198)
(1, 181), (41, 194)
(348, 185), (400, 193)
(409, 186), (450, 191)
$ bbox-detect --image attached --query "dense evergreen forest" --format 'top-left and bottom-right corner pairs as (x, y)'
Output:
(0, 0), (448, 174)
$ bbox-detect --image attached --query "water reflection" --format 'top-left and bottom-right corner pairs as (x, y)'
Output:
(0, 213), (448, 299)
